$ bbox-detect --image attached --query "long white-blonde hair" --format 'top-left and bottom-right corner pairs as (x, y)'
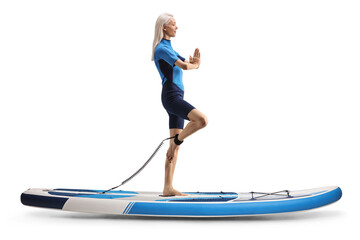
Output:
(151, 13), (173, 61)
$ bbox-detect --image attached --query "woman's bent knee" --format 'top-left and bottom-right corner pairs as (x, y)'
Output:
(194, 115), (208, 129)
(188, 109), (208, 129)
(199, 115), (208, 128)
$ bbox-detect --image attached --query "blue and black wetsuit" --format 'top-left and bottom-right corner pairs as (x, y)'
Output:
(154, 39), (195, 129)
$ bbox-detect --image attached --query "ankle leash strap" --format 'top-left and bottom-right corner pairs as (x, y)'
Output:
(174, 134), (183, 145)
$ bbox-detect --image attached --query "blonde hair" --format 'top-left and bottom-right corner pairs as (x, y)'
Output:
(151, 13), (173, 61)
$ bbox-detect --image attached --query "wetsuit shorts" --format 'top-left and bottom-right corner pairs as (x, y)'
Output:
(161, 81), (195, 129)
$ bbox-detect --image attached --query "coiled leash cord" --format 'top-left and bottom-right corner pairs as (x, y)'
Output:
(101, 135), (182, 194)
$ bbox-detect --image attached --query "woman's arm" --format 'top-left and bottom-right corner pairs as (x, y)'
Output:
(175, 59), (199, 70)
(175, 48), (201, 70)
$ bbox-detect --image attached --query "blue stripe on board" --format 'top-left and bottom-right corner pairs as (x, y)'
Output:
(170, 197), (237, 202)
(126, 202), (135, 214)
(123, 202), (135, 214)
(77, 195), (136, 199)
(48, 191), (135, 199)
(123, 202), (131, 214)
(157, 197), (237, 202)
(184, 192), (237, 195)
(128, 187), (342, 216)
(21, 193), (68, 209)
(54, 189), (138, 194)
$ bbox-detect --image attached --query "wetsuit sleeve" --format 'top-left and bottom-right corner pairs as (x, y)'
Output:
(174, 51), (185, 62)
(156, 47), (181, 66)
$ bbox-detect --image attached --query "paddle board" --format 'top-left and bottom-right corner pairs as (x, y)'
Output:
(21, 186), (342, 217)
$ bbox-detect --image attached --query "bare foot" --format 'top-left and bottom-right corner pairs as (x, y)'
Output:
(163, 187), (188, 196)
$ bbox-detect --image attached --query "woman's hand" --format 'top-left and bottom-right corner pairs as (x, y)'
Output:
(175, 48), (201, 70)
(189, 48), (201, 69)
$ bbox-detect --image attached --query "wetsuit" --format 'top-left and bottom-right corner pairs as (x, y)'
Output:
(154, 39), (195, 129)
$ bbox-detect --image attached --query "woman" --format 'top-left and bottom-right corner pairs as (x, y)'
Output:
(152, 13), (208, 196)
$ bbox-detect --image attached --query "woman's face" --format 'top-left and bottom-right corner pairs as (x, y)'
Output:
(163, 17), (178, 38)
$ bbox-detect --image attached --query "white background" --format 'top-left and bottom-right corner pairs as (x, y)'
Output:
(1, 0), (359, 239)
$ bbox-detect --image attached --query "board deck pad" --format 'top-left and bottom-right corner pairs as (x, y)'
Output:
(21, 186), (342, 217)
